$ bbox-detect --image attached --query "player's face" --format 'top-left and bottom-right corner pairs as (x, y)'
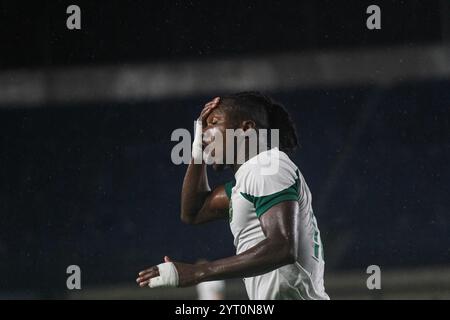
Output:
(203, 107), (231, 171)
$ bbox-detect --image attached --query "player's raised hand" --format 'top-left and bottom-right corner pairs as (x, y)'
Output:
(198, 97), (220, 126)
(192, 97), (220, 163)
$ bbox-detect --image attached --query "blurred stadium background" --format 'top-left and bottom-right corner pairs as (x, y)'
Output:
(0, 0), (449, 299)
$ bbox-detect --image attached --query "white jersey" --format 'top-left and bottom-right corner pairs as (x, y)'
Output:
(224, 148), (329, 300)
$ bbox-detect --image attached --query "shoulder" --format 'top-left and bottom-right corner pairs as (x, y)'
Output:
(237, 148), (299, 197)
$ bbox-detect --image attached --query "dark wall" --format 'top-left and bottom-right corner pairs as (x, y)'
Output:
(0, 0), (444, 69)
(0, 79), (449, 296)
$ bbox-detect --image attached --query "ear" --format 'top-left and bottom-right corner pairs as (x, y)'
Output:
(241, 120), (256, 132)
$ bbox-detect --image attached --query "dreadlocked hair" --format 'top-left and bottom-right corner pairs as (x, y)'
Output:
(219, 91), (299, 154)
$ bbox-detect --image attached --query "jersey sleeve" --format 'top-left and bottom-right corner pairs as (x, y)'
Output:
(239, 156), (300, 218)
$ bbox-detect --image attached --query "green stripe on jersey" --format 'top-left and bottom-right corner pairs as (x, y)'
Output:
(240, 177), (299, 218)
(224, 180), (235, 199)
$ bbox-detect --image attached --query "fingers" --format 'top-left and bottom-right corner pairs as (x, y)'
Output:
(138, 279), (150, 287)
(198, 97), (220, 122)
(205, 97), (220, 109)
(138, 265), (159, 276)
(137, 273), (157, 287)
(136, 266), (160, 287)
(199, 105), (214, 121)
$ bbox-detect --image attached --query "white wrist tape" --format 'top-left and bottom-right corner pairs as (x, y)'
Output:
(148, 262), (179, 288)
(192, 120), (203, 164)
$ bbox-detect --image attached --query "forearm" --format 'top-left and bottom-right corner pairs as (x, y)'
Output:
(180, 161), (210, 223)
(199, 239), (295, 282)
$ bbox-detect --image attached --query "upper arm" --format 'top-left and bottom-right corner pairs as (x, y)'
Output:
(259, 201), (299, 262)
(260, 201), (298, 243)
(192, 185), (230, 224)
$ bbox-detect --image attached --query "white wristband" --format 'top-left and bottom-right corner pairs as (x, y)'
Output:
(192, 120), (203, 164)
(148, 262), (179, 288)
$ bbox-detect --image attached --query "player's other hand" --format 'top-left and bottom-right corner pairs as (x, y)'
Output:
(136, 256), (205, 288)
